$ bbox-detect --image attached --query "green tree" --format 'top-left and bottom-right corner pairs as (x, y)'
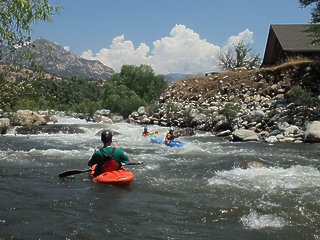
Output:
(115, 64), (168, 103)
(0, 0), (60, 58)
(300, 0), (320, 44)
(219, 41), (261, 71)
(102, 82), (146, 117)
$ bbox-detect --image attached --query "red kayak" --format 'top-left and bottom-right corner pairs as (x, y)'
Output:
(90, 164), (134, 185)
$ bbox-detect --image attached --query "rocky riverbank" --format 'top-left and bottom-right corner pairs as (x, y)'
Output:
(0, 109), (123, 135)
(128, 59), (320, 143)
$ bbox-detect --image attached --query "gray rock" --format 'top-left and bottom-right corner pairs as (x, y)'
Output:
(189, 109), (199, 118)
(111, 115), (123, 123)
(137, 106), (146, 115)
(141, 118), (151, 124)
(191, 113), (207, 126)
(304, 121), (320, 143)
(100, 116), (113, 124)
(0, 118), (10, 134)
(277, 122), (290, 131)
(95, 109), (110, 116)
(12, 110), (47, 126)
(217, 130), (231, 137)
(245, 110), (265, 123)
(131, 111), (139, 118)
(284, 125), (299, 136)
(265, 136), (278, 143)
(232, 129), (259, 141)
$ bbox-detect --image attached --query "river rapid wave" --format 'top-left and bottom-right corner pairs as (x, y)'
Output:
(0, 117), (319, 239)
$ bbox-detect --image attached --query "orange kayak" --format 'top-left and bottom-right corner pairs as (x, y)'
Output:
(90, 165), (134, 185)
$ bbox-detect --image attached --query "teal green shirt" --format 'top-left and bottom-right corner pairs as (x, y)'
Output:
(88, 147), (129, 166)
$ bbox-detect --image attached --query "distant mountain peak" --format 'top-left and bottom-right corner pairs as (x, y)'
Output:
(3, 37), (114, 81)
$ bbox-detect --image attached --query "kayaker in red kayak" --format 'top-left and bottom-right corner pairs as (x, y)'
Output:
(142, 127), (150, 137)
(88, 130), (129, 176)
(165, 127), (180, 146)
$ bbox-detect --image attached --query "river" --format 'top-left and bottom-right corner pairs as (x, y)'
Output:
(0, 117), (320, 240)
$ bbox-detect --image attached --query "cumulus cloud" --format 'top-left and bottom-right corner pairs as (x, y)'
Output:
(222, 28), (254, 52)
(81, 24), (254, 74)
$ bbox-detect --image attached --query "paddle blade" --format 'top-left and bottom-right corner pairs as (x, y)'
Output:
(58, 169), (91, 178)
(125, 161), (144, 165)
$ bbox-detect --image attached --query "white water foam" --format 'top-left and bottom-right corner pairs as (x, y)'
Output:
(241, 210), (288, 229)
(0, 148), (88, 163)
(55, 116), (89, 124)
(208, 165), (320, 193)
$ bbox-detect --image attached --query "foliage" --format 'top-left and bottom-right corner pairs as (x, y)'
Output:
(219, 41), (261, 71)
(103, 64), (168, 117)
(113, 64), (168, 103)
(0, 74), (103, 114)
(288, 85), (313, 106)
(224, 103), (241, 121)
(0, 63), (167, 118)
(102, 82), (146, 117)
(0, 0), (60, 59)
(300, 0), (320, 44)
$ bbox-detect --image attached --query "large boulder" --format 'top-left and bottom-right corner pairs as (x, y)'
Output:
(100, 116), (113, 124)
(95, 109), (110, 116)
(191, 113), (207, 126)
(0, 118), (10, 134)
(12, 110), (47, 126)
(304, 121), (320, 143)
(245, 110), (265, 123)
(232, 129), (259, 141)
(111, 115), (124, 123)
(137, 106), (146, 115)
(43, 112), (58, 123)
(176, 127), (195, 136)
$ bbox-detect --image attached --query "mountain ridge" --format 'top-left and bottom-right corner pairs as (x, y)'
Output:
(2, 37), (114, 81)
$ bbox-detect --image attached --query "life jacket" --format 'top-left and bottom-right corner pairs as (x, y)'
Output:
(165, 132), (175, 144)
(94, 147), (119, 175)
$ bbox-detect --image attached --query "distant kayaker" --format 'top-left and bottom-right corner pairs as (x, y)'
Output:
(88, 130), (129, 176)
(165, 127), (180, 146)
(142, 127), (150, 137)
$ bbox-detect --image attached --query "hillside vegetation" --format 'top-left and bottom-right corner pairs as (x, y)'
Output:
(0, 64), (168, 117)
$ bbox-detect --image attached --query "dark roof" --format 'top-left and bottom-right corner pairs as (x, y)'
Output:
(271, 24), (318, 52)
(262, 24), (320, 66)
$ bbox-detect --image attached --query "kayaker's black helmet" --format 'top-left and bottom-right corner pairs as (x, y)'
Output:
(144, 127), (148, 132)
(101, 130), (113, 143)
(169, 127), (174, 132)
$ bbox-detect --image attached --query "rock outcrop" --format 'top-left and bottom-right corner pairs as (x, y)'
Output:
(0, 118), (10, 134)
(12, 110), (47, 126)
(304, 121), (320, 143)
(129, 59), (320, 143)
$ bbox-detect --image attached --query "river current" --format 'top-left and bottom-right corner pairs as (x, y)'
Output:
(0, 117), (319, 240)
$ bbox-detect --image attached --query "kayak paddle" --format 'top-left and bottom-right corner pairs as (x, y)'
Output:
(58, 161), (144, 178)
(58, 169), (92, 178)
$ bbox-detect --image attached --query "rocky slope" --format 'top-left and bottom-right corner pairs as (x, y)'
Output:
(129, 59), (320, 143)
(2, 38), (114, 81)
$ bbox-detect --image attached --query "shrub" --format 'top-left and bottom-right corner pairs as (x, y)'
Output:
(288, 85), (313, 106)
(224, 103), (241, 121)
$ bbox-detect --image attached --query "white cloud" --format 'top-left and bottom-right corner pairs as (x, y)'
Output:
(222, 28), (254, 52)
(81, 24), (254, 74)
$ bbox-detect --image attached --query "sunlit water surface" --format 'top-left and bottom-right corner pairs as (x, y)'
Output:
(0, 117), (320, 239)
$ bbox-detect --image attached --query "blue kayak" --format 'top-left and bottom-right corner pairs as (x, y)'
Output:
(150, 137), (184, 147)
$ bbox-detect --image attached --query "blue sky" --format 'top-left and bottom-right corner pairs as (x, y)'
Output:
(31, 0), (312, 74)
